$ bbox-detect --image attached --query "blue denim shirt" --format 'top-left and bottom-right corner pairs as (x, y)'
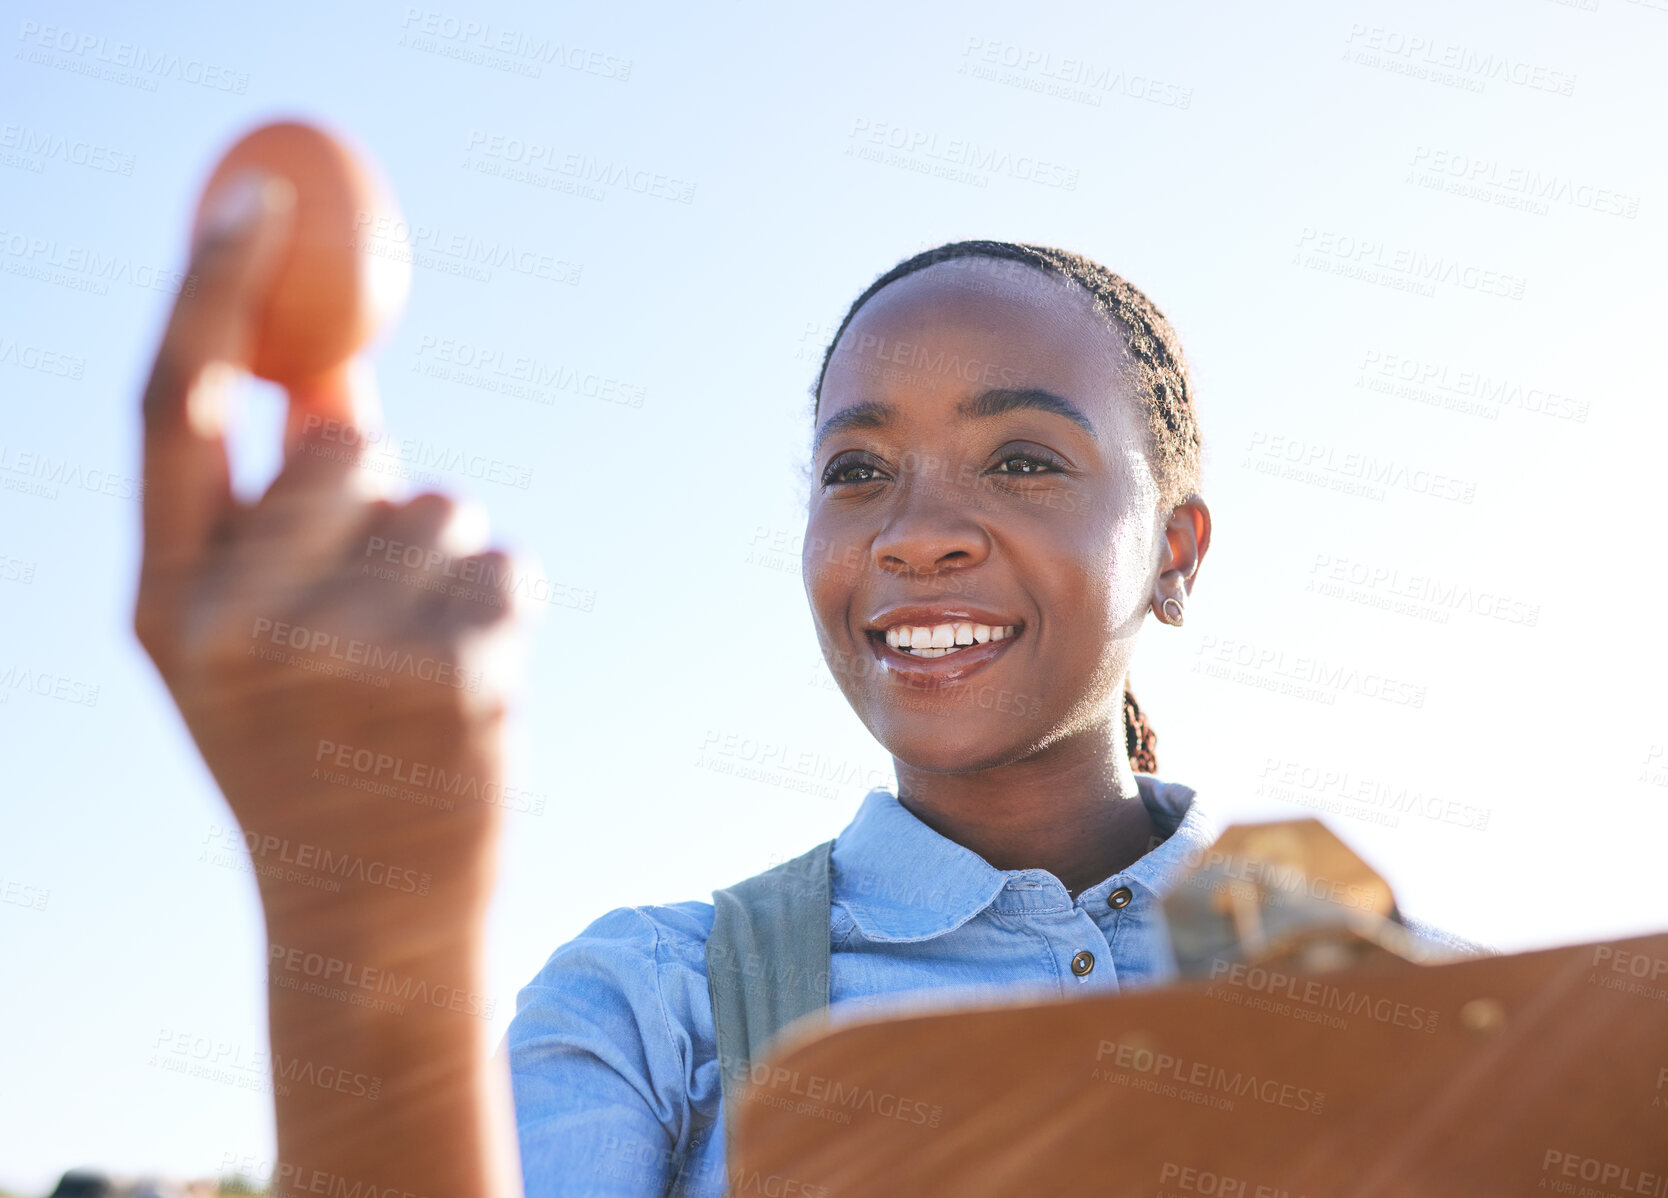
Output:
(505, 774), (1217, 1196)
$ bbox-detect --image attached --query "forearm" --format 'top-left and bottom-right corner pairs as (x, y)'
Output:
(262, 900), (519, 1198)
(135, 151), (528, 1198)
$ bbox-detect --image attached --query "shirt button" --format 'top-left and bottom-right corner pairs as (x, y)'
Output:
(1071, 950), (1095, 976)
(1107, 886), (1133, 910)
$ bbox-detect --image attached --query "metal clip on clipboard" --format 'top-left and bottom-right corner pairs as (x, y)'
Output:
(1164, 818), (1450, 980)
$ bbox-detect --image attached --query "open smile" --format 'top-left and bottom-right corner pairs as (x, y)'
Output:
(862, 610), (1026, 686)
(879, 621), (1018, 658)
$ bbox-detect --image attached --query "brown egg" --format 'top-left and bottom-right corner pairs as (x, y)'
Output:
(191, 120), (411, 390)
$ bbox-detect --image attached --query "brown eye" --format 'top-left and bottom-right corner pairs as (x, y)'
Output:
(821, 455), (889, 486)
(832, 464), (879, 484)
(991, 452), (1061, 475)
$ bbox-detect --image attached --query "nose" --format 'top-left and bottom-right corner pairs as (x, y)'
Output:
(870, 473), (991, 577)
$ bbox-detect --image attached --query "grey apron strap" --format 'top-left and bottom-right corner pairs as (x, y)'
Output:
(703, 838), (834, 1175)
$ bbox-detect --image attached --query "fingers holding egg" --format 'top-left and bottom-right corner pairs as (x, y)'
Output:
(191, 120), (411, 428)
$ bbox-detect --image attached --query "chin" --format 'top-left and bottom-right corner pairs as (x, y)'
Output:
(866, 706), (1055, 776)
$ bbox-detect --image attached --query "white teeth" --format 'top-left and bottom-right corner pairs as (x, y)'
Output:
(882, 622), (1018, 656)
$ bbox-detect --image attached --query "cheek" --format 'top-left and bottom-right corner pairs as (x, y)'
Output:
(1104, 515), (1160, 624)
(801, 510), (863, 635)
(1049, 508), (1153, 639)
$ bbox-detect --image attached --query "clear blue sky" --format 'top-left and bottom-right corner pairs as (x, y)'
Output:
(3, 0), (1666, 1190)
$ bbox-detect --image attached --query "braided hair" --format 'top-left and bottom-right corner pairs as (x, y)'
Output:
(813, 239), (1202, 774)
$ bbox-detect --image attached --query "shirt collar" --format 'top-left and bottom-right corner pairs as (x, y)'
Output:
(830, 774), (1217, 944)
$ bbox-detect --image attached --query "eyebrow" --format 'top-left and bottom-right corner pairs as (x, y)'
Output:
(812, 388), (1097, 457)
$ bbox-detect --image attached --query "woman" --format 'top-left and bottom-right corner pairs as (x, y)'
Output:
(507, 240), (1217, 1195)
(133, 184), (1459, 1198)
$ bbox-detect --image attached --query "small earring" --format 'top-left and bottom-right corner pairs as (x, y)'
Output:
(1161, 597), (1184, 625)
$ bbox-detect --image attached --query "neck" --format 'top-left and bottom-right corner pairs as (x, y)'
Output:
(891, 714), (1159, 899)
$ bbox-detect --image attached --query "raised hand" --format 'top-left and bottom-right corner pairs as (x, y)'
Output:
(134, 170), (522, 1198)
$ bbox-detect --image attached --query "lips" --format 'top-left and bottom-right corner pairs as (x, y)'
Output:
(863, 605), (1025, 688)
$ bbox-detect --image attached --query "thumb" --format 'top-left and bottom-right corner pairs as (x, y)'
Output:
(140, 170), (295, 585)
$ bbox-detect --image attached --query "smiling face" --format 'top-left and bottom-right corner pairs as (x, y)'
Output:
(804, 257), (1173, 773)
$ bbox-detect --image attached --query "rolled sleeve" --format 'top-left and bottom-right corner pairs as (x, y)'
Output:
(508, 903), (720, 1197)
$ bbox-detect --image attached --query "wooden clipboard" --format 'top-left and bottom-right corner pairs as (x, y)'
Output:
(729, 930), (1668, 1195)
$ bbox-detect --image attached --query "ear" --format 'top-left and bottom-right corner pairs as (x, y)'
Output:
(1153, 495), (1211, 606)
